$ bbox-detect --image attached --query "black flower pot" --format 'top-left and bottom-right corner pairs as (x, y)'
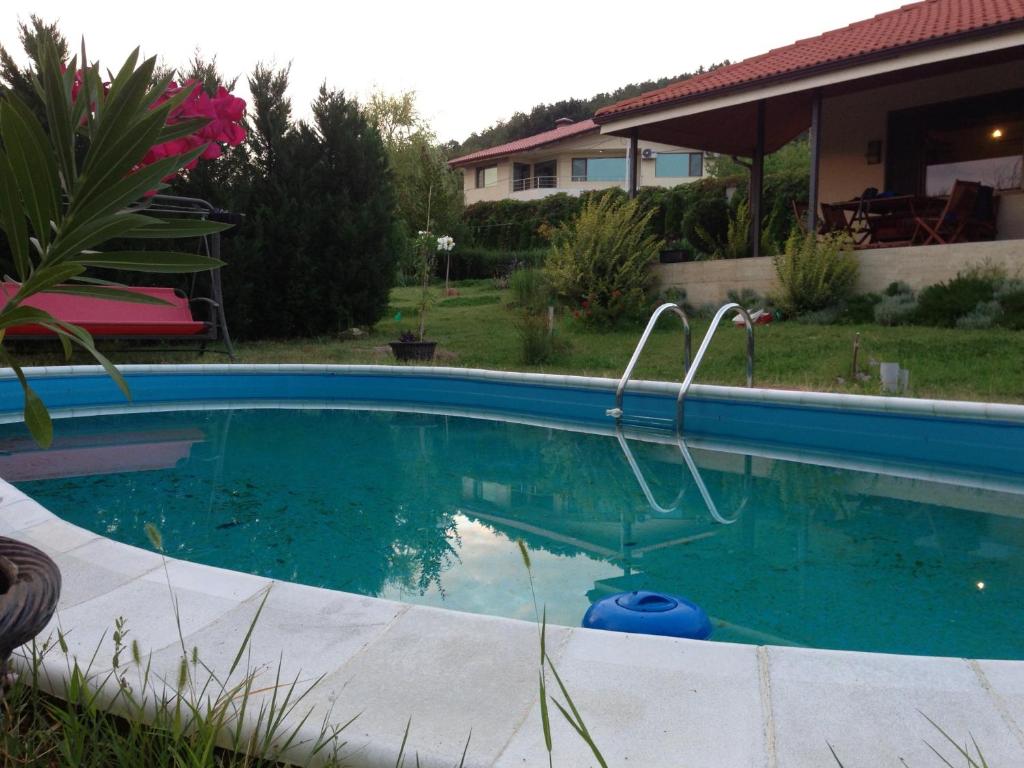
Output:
(0, 537), (61, 672)
(389, 340), (437, 362)
(659, 248), (692, 264)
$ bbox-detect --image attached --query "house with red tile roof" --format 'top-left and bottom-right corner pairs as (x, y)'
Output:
(595, 0), (1023, 298)
(448, 118), (706, 205)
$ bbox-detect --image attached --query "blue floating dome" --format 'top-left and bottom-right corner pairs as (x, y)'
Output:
(582, 591), (712, 640)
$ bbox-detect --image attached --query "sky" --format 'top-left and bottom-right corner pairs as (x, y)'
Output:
(3, 0), (906, 144)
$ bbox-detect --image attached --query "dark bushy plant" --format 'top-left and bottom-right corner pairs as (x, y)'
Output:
(439, 246), (546, 280)
(681, 196), (730, 255)
(914, 269), (1000, 327)
(212, 74), (398, 339)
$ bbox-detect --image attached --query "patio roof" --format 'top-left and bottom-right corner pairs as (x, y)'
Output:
(595, 0), (1024, 155)
(448, 119), (599, 168)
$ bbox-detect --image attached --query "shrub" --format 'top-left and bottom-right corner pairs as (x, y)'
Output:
(682, 196), (730, 256)
(795, 306), (843, 325)
(510, 268), (552, 311)
(516, 312), (568, 364)
(546, 192), (661, 327)
(726, 288), (764, 308)
(841, 293), (881, 324)
(994, 279), (1024, 330)
(438, 246), (547, 280)
(772, 232), (858, 316)
(913, 267), (1003, 327)
(874, 292), (919, 326)
(956, 300), (1003, 329)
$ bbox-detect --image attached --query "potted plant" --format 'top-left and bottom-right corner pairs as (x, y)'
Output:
(659, 240), (693, 264)
(391, 232), (454, 362)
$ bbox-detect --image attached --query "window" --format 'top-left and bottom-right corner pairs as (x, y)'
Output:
(924, 123), (1022, 196)
(887, 89), (1024, 196)
(655, 152), (704, 178)
(475, 166), (498, 188)
(571, 157), (626, 182)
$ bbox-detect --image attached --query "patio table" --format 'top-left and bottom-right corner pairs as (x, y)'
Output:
(829, 195), (945, 245)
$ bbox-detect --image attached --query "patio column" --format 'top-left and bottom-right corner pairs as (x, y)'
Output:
(807, 91), (822, 234)
(627, 129), (639, 198)
(749, 100), (765, 258)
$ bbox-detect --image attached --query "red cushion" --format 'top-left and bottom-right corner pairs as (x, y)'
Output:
(1, 283), (207, 337)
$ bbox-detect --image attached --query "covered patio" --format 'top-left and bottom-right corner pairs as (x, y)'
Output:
(596, 0), (1024, 259)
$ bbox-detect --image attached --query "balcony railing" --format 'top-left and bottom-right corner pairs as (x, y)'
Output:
(510, 175), (559, 192)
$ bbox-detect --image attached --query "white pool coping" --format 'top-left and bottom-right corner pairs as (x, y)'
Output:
(6, 365), (1024, 766)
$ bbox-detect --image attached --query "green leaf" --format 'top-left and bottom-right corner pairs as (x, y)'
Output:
(73, 107), (174, 210)
(125, 217), (232, 239)
(0, 97), (61, 251)
(48, 319), (130, 400)
(80, 52), (158, 175)
(154, 117), (209, 145)
(0, 150), (31, 279)
(45, 283), (172, 305)
(0, 350), (53, 448)
(15, 262), (86, 300)
(0, 304), (62, 329)
(23, 384), (52, 448)
(64, 148), (203, 234)
(38, 39), (77, 192)
(69, 250), (223, 273)
(49, 212), (158, 263)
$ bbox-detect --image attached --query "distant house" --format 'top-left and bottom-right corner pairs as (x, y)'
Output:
(595, 0), (1024, 262)
(448, 118), (706, 205)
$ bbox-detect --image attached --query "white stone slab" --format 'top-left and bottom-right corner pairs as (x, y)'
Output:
(52, 538), (164, 609)
(50, 574), (246, 667)
(496, 629), (766, 767)
(306, 605), (571, 768)
(975, 659), (1024, 739)
(767, 645), (1024, 767)
(144, 581), (407, 695)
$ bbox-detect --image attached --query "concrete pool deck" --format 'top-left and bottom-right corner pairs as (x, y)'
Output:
(4, 365), (1024, 766)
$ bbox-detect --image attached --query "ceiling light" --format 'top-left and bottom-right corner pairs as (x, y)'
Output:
(991, 128), (1004, 139)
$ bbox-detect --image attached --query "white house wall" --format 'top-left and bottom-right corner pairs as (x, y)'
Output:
(458, 134), (706, 205)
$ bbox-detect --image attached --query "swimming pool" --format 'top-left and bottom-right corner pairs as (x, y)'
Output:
(4, 365), (1022, 660)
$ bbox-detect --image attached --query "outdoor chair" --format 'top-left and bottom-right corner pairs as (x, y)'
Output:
(911, 179), (981, 245)
(791, 200), (810, 235)
(1, 283), (219, 346)
(819, 203), (869, 245)
(967, 184), (999, 241)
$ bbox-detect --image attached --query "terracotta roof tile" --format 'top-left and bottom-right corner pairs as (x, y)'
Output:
(448, 119), (598, 167)
(595, 0), (1024, 122)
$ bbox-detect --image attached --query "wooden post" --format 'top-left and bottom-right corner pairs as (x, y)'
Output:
(627, 129), (639, 199)
(807, 91), (822, 235)
(749, 101), (766, 258)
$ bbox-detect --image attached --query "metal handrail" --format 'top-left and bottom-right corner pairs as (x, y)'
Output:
(614, 424), (742, 524)
(510, 175), (559, 192)
(606, 302), (691, 420)
(674, 302), (754, 432)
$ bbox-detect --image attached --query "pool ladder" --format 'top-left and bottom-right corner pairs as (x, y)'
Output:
(606, 302), (755, 434)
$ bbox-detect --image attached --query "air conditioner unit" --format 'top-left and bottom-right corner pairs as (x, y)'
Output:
(641, 148), (656, 160)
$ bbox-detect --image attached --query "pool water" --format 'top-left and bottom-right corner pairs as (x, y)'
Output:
(6, 406), (1023, 659)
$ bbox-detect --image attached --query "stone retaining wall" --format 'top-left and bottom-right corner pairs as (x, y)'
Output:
(656, 239), (1024, 306)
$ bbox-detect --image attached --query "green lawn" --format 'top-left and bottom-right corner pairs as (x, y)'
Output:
(13, 279), (1024, 403)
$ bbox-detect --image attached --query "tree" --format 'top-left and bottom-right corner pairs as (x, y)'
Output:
(362, 90), (462, 240)
(218, 74), (399, 339)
